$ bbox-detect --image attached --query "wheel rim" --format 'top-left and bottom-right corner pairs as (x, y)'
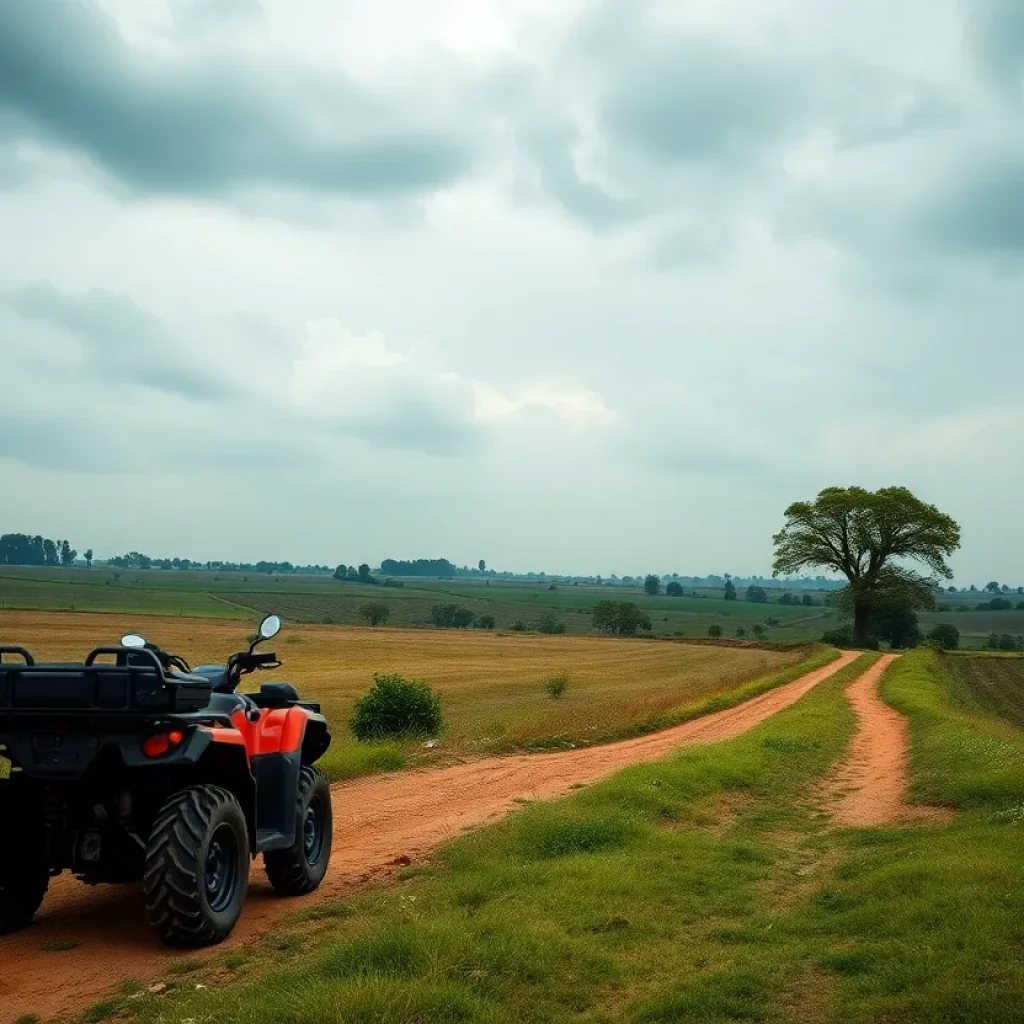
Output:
(303, 795), (326, 866)
(205, 823), (240, 913)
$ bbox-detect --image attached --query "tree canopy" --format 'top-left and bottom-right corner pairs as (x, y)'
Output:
(773, 486), (960, 646)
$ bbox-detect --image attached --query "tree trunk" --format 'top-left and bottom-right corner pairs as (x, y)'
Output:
(852, 602), (871, 648)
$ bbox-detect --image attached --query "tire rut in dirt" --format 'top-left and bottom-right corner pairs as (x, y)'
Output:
(264, 766), (332, 896)
(143, 784), (249, 948)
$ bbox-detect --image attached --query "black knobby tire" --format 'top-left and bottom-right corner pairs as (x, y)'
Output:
(0, 781), (50, 935)
(264, 766), (333, 896)
(143, 785), (250, 948)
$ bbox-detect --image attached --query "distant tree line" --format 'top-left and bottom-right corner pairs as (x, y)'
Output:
(380, 558), (460, 578)
(1, 533), (84, 567)
(105, 553), (333, 574)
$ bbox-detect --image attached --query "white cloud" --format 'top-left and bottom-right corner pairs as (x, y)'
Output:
(471, 381), (615, 423)
(1, 0), (1022, 579)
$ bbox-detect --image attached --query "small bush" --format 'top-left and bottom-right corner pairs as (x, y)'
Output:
(477, 614), (496, 629)
(707, 624), (723, 638)
(735, 627), (746, 638)
(351, 673), (444, 741)
(537, 610), (567, 634)
(927, 623), (960, 650)
(511, 620), (527, 632)
(545, 674), (569, 699)
(430, 603), (475, 628)
(358, 601), (390, 627)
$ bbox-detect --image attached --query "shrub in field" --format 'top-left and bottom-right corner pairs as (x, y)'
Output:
(927, 623), (960, 650)
(358, 602), (390, 627)
(821, 626), (879, 650)
(477, 614), (496, 629)
(351, 673), (444, 741)
(544, 674), (569, 699)
(735, 627), (746, 638)
(430, 603), (475, 628)
(765, 616), (780, 627)
(707, 624), (723, 638)
(988, 633), (1018, 651)
(666, 581), (683, 597)
(752, 624), (765, 638)
(511, 620), (527, 632)
(745, 585), (767, 603)
(536, 611), (566, 634)
(592, 600), (652, 636)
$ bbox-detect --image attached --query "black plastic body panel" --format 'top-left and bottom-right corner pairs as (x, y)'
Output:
(0, 660), (212, 717)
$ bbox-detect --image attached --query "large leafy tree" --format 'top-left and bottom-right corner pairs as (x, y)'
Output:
(772, 486), (960, 647)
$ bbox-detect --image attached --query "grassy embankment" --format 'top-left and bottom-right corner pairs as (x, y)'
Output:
(92, 647), (1024, 1024)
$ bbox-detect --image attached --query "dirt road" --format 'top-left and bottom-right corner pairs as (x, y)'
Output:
(826, 654), (951, 827)
(1, 650), (859, 1022)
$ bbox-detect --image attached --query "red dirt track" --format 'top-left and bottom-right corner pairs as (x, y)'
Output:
(826, 653), (952, 827)
(1, 650), (859, 1022)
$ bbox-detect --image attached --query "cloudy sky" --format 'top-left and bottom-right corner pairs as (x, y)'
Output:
(1, 0), (1021, 581)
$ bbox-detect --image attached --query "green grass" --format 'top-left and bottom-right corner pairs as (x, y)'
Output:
(109, 649), (1024, 1024)
(319, 741), (407, 782)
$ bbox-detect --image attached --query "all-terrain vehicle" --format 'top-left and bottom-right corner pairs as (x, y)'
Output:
(0, 614), (332, 947)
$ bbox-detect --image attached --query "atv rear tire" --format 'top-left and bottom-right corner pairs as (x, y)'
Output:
(0, 781), (49, 934)
(264, 766), (332, 896)
(143, 785), (250, 948)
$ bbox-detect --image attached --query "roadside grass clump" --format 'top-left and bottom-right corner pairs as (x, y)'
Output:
(319, 741), (406, 782)
(544, 673), (569, 699)
(351, 673), (444, 743)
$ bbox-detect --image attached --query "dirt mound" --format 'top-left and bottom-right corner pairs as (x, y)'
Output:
(0, 651), (859, 1022)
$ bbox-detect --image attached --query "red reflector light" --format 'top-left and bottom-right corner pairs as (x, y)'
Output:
(142, 731), (185, 758)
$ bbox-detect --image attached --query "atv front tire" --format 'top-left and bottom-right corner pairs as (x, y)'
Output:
(0, 781), (49, 934)
(264, 766), (332, 896)
(143, 785), (250, 948)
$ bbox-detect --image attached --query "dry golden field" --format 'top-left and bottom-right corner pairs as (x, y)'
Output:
(0, 610), (812, 779)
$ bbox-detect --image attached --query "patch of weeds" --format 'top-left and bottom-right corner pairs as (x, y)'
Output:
(289, 901), (354, 924)
(41, 938), (77, 952)
(520, 813), (638, 859)
(319, 930), (425, 979)
(544, 673), (569, 699)
(167, 957), (204, 976)
(266, 931), (304, 954)
(14, 1015), (42, 1024)
(220, 952), (249, 972)
(83, 998), (120, 1023)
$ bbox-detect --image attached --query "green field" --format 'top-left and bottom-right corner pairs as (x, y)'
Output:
(942, 652), (1024, 728)
(104, 649), (1024, 1024)
(6, 567), (1024, 652)
(0, 567), (832, 642)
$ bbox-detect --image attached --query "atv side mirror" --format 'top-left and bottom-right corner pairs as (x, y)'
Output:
(258, 614), (281, 640)
(121, 633), (147, 649)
